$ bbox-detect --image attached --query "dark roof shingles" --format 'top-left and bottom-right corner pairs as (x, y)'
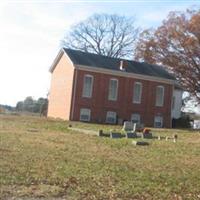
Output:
(63, 48), (175, 80)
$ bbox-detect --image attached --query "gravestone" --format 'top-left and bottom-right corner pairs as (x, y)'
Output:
(132, 140), (149, 146)
(126, 132), (137, 138)
(123, 121), (134, 132)
(133, 123), (144, 132)
(110, 132), (122, 139)
(98, 130), (103, 136)
(133, 123), (137, 133)
(142, 132), (153, 139)
(142, 128), (153, 139)
(173, 134), (178, 143)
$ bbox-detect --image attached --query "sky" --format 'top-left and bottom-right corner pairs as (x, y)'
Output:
(0, 0), (199, 106)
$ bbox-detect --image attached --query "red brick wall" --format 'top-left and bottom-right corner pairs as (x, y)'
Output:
(72, 69), (173, 128)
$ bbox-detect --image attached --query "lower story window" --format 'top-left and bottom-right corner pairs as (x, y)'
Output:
(154, 116), (163, 128)
(106, 111), (117, 124)
(131, 113), (141, 124)
(80, 108), (91, 122)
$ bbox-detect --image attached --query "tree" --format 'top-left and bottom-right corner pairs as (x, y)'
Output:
(134, 8), (200, 103)
(37, 98), (48, 116)
(15, 97), (48, 115)
(16, 101), (24, 111)
(23, 96), (35, 112)
(62, 14), (139, 58)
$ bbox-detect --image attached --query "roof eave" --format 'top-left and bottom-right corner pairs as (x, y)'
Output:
(49, 49), (65, 73)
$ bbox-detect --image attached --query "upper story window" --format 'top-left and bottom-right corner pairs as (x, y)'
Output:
(133, 82), (142, 104)
(131, 113), (141, 124)
(108, 79), (118, 101)
(80, 108), (91, 122)
(82, 74), (93, 98)
(154, 116), (163, 128)
(155, 86), (164, 107)
(106, 111), (117, 124)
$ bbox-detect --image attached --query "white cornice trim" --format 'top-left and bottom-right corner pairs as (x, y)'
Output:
(49, 49), (76, 73)
(75, 64), (175, 85)
(49, 49), (64, 73)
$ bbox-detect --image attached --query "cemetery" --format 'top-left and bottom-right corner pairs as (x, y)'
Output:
(69, 121), (180, 145)
(1, 115), (199, 199)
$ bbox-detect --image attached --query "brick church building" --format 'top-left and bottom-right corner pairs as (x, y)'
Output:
(48, 48), (182, 128)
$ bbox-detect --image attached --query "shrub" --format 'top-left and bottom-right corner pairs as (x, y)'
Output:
(172, 116), (191, 128)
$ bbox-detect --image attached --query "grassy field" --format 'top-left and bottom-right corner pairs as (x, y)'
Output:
(0, 115), (200, 200)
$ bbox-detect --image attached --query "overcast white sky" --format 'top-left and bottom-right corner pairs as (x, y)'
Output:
(0, 0), (198, 106)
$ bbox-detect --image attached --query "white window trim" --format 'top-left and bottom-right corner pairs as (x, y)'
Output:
(133, 82), (142, 104)
(131, 113), (141, 124)
(82, 74), (94, 98)
(154, 116), (163, 128)
(155, 85), (164, 107)
(108, 78), (118, 101)
(106, 111), (117, 124)
(80, 108), (91, 122)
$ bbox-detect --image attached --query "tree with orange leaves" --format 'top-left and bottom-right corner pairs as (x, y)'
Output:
(134, 8), (200, 103)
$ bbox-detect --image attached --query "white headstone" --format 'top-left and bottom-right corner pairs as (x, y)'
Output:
(133, 123), (137, 132)
(123, 121), (134, 131)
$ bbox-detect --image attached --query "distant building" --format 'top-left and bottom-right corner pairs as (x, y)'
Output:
(48, 48), (182, 128)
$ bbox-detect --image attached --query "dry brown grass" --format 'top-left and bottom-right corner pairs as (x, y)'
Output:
(0, 115), (200, 200)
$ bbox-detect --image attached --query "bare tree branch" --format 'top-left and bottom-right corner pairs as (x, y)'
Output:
(61, 14), (140, 59)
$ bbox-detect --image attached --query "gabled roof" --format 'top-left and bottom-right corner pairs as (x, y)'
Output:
(62, 48), (175, 80)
